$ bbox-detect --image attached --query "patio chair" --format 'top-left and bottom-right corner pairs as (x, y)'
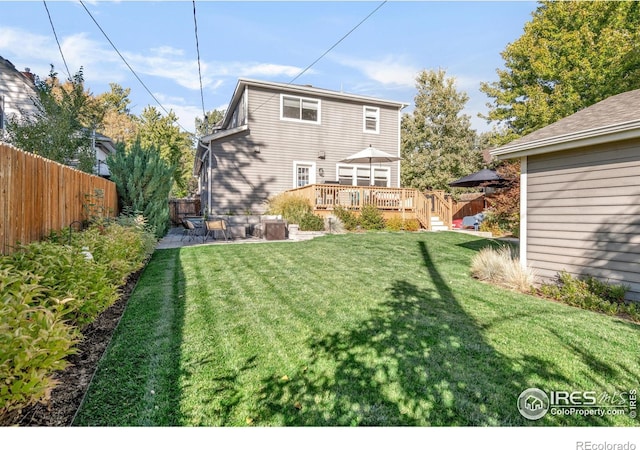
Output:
(205, 219), (229, 241)
(183, 220), (197, 241)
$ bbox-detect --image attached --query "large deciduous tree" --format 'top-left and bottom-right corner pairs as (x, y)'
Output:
(7, 68), (103, 173)
(195, 109), (225, 138)
(96, 83), (138, 144)
(136, 106), (194, 197)
(481, 1), (640, 141)
(401, 69), (483, 192)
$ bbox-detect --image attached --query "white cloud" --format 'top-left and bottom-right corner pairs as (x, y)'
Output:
(235, 63), (302, 79)
(149, 93), (200, 134)
(333, 54), (420, 88)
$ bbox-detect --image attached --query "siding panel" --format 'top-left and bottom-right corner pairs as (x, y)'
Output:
(208, 85), (402, 214)
(527, 141), (640, 301)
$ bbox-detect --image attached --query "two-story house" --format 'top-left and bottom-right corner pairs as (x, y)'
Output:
(194, 78), (408, 215)
(0, 56), (38, 139)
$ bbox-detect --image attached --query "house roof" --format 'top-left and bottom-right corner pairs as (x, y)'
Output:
(491, 88), (640, 159)
(0, 56), (37, 87)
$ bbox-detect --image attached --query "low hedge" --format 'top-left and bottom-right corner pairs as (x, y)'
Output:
(0, 218), (156, 424)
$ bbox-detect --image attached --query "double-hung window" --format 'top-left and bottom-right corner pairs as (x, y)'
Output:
(363, 106), (379, 134)
(281, 95), (320, 123)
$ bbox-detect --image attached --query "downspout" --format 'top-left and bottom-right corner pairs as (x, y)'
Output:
(397, 108), (401, 187)
(207, 142), (212, 213)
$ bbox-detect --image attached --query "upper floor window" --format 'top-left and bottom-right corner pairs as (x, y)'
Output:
(281, 95), (320, 123)
(363, 106), (379, 134)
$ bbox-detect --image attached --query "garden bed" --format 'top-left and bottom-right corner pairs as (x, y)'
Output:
(13, 268), (143, 426)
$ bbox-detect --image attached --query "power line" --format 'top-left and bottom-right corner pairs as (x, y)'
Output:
(192, 0), (207, 120)
(250, 1), (388, 115)
(43, 0), (71, 80)
(79, 0), (192, 134)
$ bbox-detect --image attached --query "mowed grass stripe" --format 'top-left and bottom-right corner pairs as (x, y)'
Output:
(75, 233), (640, 426)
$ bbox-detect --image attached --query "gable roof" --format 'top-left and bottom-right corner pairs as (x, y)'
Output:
(491, 88), (640, 159)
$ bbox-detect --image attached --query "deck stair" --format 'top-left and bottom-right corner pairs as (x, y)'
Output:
(430, 216), (450, 231)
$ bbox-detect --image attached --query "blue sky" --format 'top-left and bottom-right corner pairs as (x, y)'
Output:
(0, 1), (537, 134)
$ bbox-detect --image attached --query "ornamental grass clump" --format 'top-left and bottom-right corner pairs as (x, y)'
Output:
(470, 245), (537, 292)
(267, 194), (313, 225)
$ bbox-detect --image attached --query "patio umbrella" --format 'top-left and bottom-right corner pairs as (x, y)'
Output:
(340, 145), (401, 185)
(448, 168), (506, 188)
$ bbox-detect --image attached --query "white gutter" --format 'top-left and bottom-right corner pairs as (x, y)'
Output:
(207, 144), (212, 214)
(199, 124), (249, 145)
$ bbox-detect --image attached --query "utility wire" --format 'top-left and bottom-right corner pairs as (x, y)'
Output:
(79, 0), (191, 134)
(43, 0), (71, 80)
(250, 1), (387, 115)
(193, 0), (207, 121)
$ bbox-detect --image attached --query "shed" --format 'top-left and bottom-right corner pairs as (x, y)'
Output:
(491, 88), (640, 301)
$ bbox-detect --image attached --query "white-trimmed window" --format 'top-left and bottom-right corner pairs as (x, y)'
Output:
(337, 164), (390, 187)
(293, 161), (317, 188)
(281, 95), (320, 123)
(363, 106), (380, 134)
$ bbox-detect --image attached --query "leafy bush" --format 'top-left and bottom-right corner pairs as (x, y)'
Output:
(266, 194), (312, 224)
(385, 216), (404, 231)
(359, 203), (385, 230)
(404, 218), (421, 232)
(0, 270), (79, 423)
(75, 223), (156, 286)
(2, 241), (118, 327)
(470, 245), (537, 292)
(299, 212), (325, 231)
(0, 218), (156, 424)
(478, 210), (515, 237)
(540, 272), (638, 321)
(333, 205), (360, 231)
(385, 216), (421, 232)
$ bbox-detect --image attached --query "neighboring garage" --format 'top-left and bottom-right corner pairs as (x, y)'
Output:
(491, 88), (640, 301)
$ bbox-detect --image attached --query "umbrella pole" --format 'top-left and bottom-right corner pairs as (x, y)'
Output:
(370, 158), (373, 186)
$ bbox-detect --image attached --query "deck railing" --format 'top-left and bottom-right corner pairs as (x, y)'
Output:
(283, 184), (452, 230)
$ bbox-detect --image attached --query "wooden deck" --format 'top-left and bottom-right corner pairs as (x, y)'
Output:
(282, 184), (452, 230)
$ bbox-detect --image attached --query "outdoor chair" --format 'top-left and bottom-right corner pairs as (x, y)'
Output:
(205, 219), (229, 241)
(183, 220), (197, 241)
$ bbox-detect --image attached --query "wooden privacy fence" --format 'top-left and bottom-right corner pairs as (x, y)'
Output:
(452, 193), (486, 220)
(169, 198), (201, 225)
(0, 143), (118, 255)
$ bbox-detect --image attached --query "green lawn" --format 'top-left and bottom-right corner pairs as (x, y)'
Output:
(74, 232), (639, 426)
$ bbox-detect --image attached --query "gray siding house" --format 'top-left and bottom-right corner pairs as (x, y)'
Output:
(491, 88), (640, 301)
(0, 56), (38, 139)
(194, 78), (407, 215)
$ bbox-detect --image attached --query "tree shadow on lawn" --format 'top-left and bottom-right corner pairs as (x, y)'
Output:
(252, 240), (599, 426)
